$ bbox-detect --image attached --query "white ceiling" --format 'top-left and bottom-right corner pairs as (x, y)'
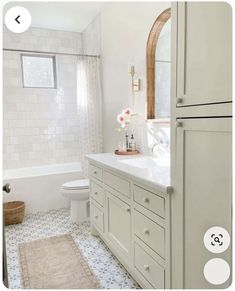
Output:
(3, 1), (107, 32)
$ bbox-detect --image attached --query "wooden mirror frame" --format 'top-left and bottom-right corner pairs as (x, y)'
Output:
(146, 8), (171, 119)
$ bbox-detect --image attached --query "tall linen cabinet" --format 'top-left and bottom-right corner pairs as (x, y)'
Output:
(170, 2), (232, 289)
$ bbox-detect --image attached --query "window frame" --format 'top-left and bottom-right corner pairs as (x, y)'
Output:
(146, 8), (171, 120)
(21, 53), (57, 89)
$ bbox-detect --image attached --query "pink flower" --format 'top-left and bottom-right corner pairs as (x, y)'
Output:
(117, 108), (133, 129)
(123, 108), (132, 116)
(117, 114), (125, 124)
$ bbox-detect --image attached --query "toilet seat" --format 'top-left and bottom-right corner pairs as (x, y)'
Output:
(61, 179), (89, 190)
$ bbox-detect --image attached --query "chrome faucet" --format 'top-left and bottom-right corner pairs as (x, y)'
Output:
(152, 142), (160, 153)
(3, 183), (11, 193)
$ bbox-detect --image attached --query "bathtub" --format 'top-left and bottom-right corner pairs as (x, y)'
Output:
(3, 163), (83, 214)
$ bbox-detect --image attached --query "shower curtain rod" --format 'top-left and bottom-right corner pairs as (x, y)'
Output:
(3, 48), (100, 58)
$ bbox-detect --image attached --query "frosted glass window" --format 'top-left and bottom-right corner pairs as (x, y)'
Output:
(22, 55), (56, 88)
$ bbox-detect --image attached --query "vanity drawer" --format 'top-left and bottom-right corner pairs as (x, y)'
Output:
(133, 185), (165, 218)
(90, 164), (103, 181)
(90, 203), (104, 233)
(134, 210), (165, 258)
(134, 242), (165, 289)
(104, 171), (131, 198)
(90, 182), (104, 207)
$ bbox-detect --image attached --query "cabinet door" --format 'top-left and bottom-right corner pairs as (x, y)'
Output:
(177, 2), (232, 107)
(173, 118), (232, 288)
(106, 191), (131, 263)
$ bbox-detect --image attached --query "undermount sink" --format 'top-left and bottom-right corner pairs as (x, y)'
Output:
(119, 156), (169, 169)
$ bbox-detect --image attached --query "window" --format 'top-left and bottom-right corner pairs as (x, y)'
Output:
(21, 54), (57, 88)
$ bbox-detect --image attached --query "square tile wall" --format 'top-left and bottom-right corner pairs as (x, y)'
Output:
(3, 25), (83, 54)
(3, 26), (84, 169)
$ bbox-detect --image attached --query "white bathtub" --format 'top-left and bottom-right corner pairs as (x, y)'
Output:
(3, 163), (83, 214)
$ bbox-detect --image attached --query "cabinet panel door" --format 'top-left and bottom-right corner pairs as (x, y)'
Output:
(175, 118), (232, 288)
(106, 192), (131, 261)
(177, 2), (232, 106)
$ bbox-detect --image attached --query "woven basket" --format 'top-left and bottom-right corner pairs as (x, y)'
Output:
(3, 201), (25, 225)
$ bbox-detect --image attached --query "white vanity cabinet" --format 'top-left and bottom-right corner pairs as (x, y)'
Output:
(88, 160), (171, 289)
(176, 2), (232, 107)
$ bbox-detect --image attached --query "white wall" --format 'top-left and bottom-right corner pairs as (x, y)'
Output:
(99, 2), (171, 152)
(3, 26), (84, 169)
(82, 15), (101, 55)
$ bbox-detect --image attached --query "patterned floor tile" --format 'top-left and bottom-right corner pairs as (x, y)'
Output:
(4, 208), (140, 289)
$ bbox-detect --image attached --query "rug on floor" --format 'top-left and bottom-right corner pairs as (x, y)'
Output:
(19, 234), (100, 289)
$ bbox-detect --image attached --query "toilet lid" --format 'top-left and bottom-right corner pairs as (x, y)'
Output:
(62, 179), (89, 190)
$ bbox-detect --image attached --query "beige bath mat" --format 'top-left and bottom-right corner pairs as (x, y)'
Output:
(19, 234), (100, 289)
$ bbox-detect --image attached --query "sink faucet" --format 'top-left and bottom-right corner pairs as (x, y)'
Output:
(152, 142), (160, 153)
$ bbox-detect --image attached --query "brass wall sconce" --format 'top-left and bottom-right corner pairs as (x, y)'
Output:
(129, 65), (141, 107)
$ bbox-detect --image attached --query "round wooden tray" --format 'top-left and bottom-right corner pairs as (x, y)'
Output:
(115, 149), (139, 155)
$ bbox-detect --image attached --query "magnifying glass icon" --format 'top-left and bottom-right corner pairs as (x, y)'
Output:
(214, 237), (220, 243)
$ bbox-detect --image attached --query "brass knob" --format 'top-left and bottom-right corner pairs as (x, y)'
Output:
(176, 121), (183, 128)
(144, 264), (150, 271)
(143, 228), (150, 235)
(177, 97), (183, 105)
(143, 197), (149, 203)
(125, 207), (131, 212)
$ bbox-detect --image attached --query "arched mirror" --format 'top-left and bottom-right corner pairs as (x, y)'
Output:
(147, 8), (171, 120)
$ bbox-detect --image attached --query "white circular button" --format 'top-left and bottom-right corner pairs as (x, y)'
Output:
(204, 258), (230, 285)
(204, 226), (230, 253)
(5, 6), (31, 33)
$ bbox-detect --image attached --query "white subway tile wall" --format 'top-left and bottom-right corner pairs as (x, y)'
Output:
(3, 25), (83, 54)
(3, 26), (83, 169)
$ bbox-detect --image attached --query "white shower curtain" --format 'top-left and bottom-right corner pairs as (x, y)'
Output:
(77, 56), (103, 176)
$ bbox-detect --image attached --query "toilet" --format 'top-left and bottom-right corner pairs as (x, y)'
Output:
(60, 179), (90, 223)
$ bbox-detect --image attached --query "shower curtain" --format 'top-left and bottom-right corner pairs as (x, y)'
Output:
(77, 56), (103, 176)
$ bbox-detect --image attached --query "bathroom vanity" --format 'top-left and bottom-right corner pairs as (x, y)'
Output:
(87, 3), (232, 289)
(86, 153), (172, 289)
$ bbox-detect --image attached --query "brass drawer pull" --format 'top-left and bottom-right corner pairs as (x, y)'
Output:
(143, 228), (150, 235)
(125, 207), (131, 212)
(176, 121), (183, 128)
(144, 264), (150, 271)
(176, 97), (183, 105)
(94, 215), (98, 219)
(143, 197), (149, 203)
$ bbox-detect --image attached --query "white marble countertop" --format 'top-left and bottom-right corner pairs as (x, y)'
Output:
(86, 153), (172, 194)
